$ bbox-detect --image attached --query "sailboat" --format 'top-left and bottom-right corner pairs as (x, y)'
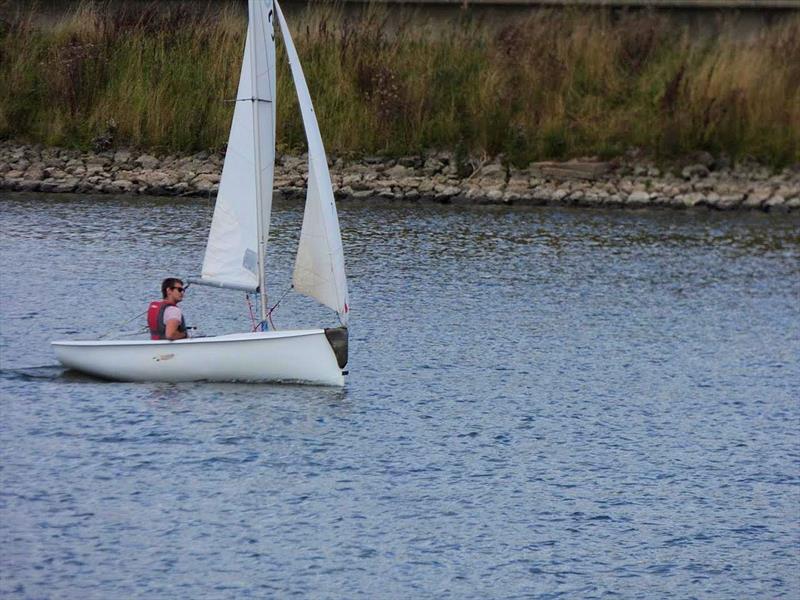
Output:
(51, 0), (350, 386)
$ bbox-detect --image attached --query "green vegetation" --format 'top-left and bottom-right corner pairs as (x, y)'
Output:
(1, 1), (798, 164)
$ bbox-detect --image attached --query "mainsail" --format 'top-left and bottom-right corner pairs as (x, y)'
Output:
(199, 0), (276, 292)
(275, 0), (350, 326)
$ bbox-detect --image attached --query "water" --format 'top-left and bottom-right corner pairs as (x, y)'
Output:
(1, 192), (798, 598)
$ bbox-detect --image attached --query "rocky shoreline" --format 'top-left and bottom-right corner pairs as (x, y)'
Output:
(1, 142), (798, 212)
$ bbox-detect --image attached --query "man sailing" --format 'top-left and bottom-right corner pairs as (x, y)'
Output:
(147, 278), (188, 340)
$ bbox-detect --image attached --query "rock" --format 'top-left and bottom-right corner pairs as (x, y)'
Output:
(135, 154), (160, 169)
(0, 142), (794, 212)
(398, 177), (421, 190)
(777, 185), (798, 200)
(682, 164), (710, 179)
(40, 179), (74, 193)
(418, 179), (434, 194)
(384, 164), (410, 178)
(530, 160), (610, 181)
(398, 156), (421, 168)
(112, 179), (135, 192)
(627, 190), (651, 206)
(193, 173), (220, 184)
(765, 195), (786, 211)
(506, 174), (529, 193)
(422, 157), (444, 176)
(17, 179), (40, 192)
(566, 190), (585, 204)
(742, 190), (771, 209)
(170, 182), (190, 195)
(584, 190), (606, 205)
(45, 167), (69, 179)
(193, 178), (218, 193)
(689, 151), (715, 168)
(475, 162), (506, 183)
(435, 186), (460, 200)
(714, 194), (744, 210)
(676, 192), (704, 207)
(485, 189), (503, 202)
(341, 174), (361, 187)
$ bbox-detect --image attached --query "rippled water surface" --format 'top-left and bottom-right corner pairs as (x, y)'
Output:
(1, 192), (799, 598)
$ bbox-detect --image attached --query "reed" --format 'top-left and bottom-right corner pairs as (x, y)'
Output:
(1, 1), (798, 165)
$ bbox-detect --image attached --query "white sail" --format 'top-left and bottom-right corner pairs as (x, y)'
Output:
(199, 1), (276, 292)
(275, 0), (350, 326)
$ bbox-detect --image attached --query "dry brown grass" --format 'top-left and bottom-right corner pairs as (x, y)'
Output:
(1, 1), (797, 164)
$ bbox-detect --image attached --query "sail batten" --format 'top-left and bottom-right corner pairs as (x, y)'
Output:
(275, 0), (350, 326)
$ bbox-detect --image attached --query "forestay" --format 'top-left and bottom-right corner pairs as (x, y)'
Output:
(199, 0), (276, 292)
(275, 0), (350, 326)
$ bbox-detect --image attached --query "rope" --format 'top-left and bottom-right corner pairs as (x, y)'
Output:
(269, 285), (293, 315)
(252, 285), (292, 332)
(245, 293), (258, 332)
(98, 309), (149, 339)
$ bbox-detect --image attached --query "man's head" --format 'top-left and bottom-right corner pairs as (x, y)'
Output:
(161, 277), (186, 304)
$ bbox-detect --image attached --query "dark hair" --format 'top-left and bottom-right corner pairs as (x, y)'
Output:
(161, 277), (184, 298)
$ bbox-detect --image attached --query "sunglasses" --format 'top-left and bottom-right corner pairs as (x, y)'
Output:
(171, 287), (185, 293)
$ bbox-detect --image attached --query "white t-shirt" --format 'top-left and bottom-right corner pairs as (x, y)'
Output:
(163, 305), (182, 324)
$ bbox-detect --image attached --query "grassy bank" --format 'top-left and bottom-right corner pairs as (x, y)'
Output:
(1, 1), (798, 165)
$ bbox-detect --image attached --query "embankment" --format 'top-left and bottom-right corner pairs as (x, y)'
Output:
(2, 143), (797, 212)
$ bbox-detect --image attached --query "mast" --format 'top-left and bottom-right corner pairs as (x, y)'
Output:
(249, 0), (268, 327)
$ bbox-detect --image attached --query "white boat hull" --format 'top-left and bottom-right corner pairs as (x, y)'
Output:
(52, 329), (345, 386)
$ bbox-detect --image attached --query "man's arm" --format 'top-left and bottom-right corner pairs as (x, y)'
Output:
(165, 319), (187, 340)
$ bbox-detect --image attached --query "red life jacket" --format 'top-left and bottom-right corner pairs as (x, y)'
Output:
(147, 301), (186, 340)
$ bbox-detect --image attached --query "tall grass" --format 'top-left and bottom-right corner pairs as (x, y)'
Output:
(1, 1), (798, 164)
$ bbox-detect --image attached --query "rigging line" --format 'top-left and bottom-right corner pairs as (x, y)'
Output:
(267, 285), (292, 316)
(245, 293), (258, 332)
(114, 328), (149, 338)
(98, 309), (148, 339)
(251, 285), (292, 333)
